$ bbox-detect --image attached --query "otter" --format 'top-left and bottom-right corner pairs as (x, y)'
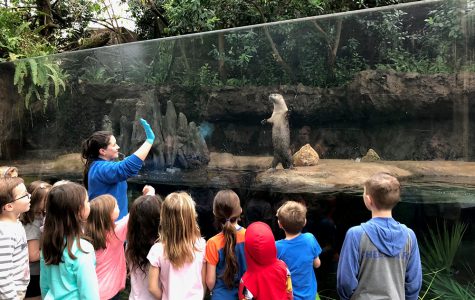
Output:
(261, 93), (293, 169)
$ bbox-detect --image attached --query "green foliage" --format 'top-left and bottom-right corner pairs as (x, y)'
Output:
(421, 0), (469, 70)
(13, 58), (68, 110)
(377, 50), (454, 74)
(163, 0), (219, 35)
(0, 7), (68, 110)
(77, 40), (176, 85)
(0, 8), (56, 61)
(198, 63), (221, 86)
(360, 9), (409, 64)
(421, 222), (466, 271)
(419, 222), (475, 300)
(369, 0), (474, 74)
(148, 42), (176, 84)
(334, 38), (366, 84)
(209, 30), (258, 85)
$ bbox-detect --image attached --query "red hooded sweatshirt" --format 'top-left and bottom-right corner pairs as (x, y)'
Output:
(238, 222), (293, 300)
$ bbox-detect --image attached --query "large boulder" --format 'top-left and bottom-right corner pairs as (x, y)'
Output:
(293, 144), (320, 166)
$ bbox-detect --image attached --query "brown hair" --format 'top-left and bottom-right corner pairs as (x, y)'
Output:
(276, 201), (307, 235)
(213, 190), (242, 289)
(126, 195), (162, 274)
(0, 177), (24, 209)
(159, 192), (201, 269)
(20, 181), (51, 225)
(84, 194), (117, 250)
(81, 131), (112, 189)
(42, 182), (89, 265)
(364, 172), (401, 210)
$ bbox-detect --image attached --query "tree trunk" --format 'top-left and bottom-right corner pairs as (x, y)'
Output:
(312, 17), (343, 82)
(263, 26), (296, 82)
(35, 0), (56, 36)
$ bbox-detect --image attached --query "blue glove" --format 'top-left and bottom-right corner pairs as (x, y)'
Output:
(140, 118), (155, 144)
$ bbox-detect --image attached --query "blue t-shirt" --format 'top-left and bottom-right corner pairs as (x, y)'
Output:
(276, 232), (322, 300)
(88, 154), (142, 220)
(205, 227), (247, 300)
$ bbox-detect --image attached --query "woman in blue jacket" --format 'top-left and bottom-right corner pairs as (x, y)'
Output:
(81, 118), (155, 221)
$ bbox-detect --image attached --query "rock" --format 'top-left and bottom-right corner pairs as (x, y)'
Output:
(255, 159), (413, 193)
(163, 100), (178, 168)
(361, 149), (381, 162)
(49, 153), (83, 173)
(208, 152), (237, 168)
(117, 115), (131, 156)
(292, 144), (320, 166)
(101, 115), (112, 132)
(131, 100), (147, 150)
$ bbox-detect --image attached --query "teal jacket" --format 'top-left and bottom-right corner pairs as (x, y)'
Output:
(40, 238), (99, 300)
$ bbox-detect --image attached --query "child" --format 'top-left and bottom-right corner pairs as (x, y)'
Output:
(276, 201), (322, 300)
(40, 182), (99, 299)
(239, 221), (293, 300)
(337, 172), (422, 300)
(126, 194), (162, 300)
(81, 118), (155, 221)
(147, 192), (206, 300)
(205, 190), (246, 299)
(85, 194), (128, 300)
(0, 166), (18, 178)
(0, 177), (30, 299)
(20, 181), (52, 300)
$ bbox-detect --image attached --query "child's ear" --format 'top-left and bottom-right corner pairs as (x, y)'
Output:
(99, 148), (106, 156)
(2, 203), (14, 212)
(364, 194), (374, 208)
(277, 220), (283, 229)
(304, 218), (307, 227)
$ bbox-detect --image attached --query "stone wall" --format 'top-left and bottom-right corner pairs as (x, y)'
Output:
(1, 70), (474, 161)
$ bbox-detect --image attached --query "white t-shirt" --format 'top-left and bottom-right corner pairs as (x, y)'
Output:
(128, 266), (156, 300)
(147, 238), (206, 300)
(23, 216), (43, 275)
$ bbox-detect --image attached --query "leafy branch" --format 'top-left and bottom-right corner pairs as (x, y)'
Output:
(13, 58), (68, 110)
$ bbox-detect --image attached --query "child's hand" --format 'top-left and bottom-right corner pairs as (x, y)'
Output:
(140, 118), (155, 144)
(143, 185), (155, 196)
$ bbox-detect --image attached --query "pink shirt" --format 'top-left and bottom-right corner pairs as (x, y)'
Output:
(147, 238), (206, 300)
(95, 214), (129, 300)
(129, 267), (156, 300)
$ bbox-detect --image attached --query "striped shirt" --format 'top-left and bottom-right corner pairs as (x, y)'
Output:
(0, 220), (30, 300)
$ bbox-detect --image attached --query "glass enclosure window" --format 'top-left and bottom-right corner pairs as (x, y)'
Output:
(1, 0), (474, 298)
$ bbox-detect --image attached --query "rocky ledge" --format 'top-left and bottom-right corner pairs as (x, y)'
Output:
(7, 152), (475, 194)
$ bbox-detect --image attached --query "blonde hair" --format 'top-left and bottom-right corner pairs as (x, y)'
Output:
(159, 192), (201, 269)
(0, 166), (18, 178)
(276, 201), (307, 235)
(84, 195), (117, 250)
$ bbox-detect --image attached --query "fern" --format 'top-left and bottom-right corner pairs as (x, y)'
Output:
(13, 58), (68, 111)
(28, 59), (38, 85)
(14, 61), (27, 91)
(419, 222), (474, 300)
(24, 88), (33, 109)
